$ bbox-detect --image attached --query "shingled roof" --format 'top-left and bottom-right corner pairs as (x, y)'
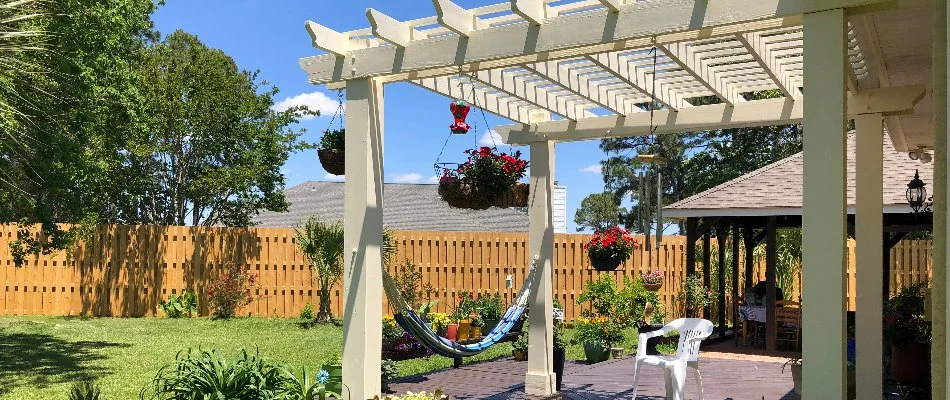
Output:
(254, 181), (530, 232)
(664, 132), (935, 218)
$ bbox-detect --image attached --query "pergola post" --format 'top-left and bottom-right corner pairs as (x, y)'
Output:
(802, 8), (849, 399)
(932, 0), (948, 394)
(342, 78), (385, 400)
(525, 141), (556, 396)
(855, 112), (884, 399)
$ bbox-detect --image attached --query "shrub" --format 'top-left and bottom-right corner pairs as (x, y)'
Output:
(68, 381), (104, 400)
(142, 349), (288, 400)
(393, 259), (433, 309)
(159, 291), (197, 318)
(676, 275), (714, 317)
(885, 282), (932, 345)
(373, 390), (449, 400)
(381, 359), (399, 383)
(206, 264), (258, 319)
(512, 332), (529, 352)
(299, 303), (314, 320)
(451, 291), (476, 322)
(383, 316), (404, 341)
(282, 366), (324, 400)
(319, 128), (344, 150)
(574, 317), (624, 349)
(576, 273), (660, 326)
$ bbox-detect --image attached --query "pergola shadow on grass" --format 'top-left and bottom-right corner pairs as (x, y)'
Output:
(0, 326), (128, 396)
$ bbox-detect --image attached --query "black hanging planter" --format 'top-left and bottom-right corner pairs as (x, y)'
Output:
(588, 253), (624, 271)
(318, 148), (345, 176)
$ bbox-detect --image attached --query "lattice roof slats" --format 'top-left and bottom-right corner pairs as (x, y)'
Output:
(303, 0), (886, 130)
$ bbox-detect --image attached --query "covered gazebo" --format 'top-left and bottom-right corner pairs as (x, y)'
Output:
(664, 132), (934, 352)
(298, 0), (946, 399)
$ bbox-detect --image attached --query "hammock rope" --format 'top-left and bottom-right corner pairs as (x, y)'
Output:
(382, 256), (539, 358)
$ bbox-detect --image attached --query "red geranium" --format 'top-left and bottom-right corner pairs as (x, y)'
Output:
(584, 226), (638, 261)
(442, 147), (528, 199)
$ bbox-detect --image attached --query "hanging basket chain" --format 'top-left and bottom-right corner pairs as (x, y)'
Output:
(324, 89), (345, 132)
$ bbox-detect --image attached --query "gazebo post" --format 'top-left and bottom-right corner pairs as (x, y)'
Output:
(802, 8), (849, 399)
(855, 112), (884, 399)
(731, 224), (740, 334)
(716, 225), (727, 335)
(931, 0), (948, 393)
(341, 78), (385, 400)
(765, 216), (777, 352)
(743, 225), (755, 291)
(525, 141), (556, 396)
(686, 218), (698, 276)
(702, 231), (712, 319)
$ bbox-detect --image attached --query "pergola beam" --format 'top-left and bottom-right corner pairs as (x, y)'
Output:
(433, 0), (486, 37)
(473, 69), (593, 120)
(412, 76), (540, 124)
(658, 42), (745, 105)
(524, 61), (633, 115)
(300, 0), (893, 85)
(496, 85), (925, 145)
(736, 32), (801, 98)
(586, 52), (688, 110)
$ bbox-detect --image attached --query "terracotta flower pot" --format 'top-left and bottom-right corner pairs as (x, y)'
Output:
(457, 319), (471, 341)
(446, 323), (459, 341)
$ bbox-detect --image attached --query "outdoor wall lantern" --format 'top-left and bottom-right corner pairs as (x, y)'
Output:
(906, 169), (927, 214)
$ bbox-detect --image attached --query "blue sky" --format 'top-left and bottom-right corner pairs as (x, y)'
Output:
(152, 1), (612, 232)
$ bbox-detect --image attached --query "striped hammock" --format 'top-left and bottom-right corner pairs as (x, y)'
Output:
(382, 257), (538, 358)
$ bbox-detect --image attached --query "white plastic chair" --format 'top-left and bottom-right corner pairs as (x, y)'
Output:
(631, 318), (714, 400)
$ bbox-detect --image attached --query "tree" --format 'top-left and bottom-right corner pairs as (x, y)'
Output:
(574, 192), (625, 232)
(596, 91), (802, 234)
(1, 0), (160, 264)
(131, 30), (314, 226)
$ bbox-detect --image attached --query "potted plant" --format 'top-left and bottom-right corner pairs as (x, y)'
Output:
(512, 332), (528, 361)
(553, 316), (567, 391)
(430, 312), (450, 336)
(885, 282), (932, 387)
(782, 358), (802, 400)
(317, 129), (345, 175)
(642, 269), (663, 292)
(437, 147), (529, 209)
(574, 317), (621, 364)
(381, 359), (399, 393)
(475, 292), (505, 333)
(469, 314), (484, 339)
(321, 354), (343, 395)
(676, 275), (714, 318)
(453, 292), (475, 341)
(585, 226), (638, 271)
(446, 319), (459, 342)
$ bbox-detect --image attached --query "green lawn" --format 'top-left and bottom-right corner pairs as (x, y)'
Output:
(0, 316), (646, 399)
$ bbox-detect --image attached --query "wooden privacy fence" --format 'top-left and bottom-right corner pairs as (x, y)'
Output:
(0, 225), (934, 321)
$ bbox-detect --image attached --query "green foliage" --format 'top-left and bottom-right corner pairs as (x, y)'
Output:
(474, 292), (505, 321)
(576, 273), (659, 326)
(68, 381), (104, 400)
(142, 349), (289, 400)
(574, 192), (625, 232)
(383, 317), (404, 341)
(450, 147), (528, 198)
(416, 299), (439, 320)
(677, 275), (714, 315)
(319, 129), (344, 150)
(206, 264), (258, 319)
(392, 259), (433, 309)
(751, 228), (802, 300)
(884, 282), (932, 345)
(573, 318), (624, 349)
(296, 216), (345, 323)
(299, 303), (314, 320)
(381, 359), (399, 382)
(452, 291), (477, 322)
(282, 366), (324, 400)
(512, 332), (529, 352)
(373, 389), (448, 400)
(159, 291), (197, 318)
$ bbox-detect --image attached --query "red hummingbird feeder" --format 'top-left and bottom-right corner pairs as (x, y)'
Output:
(449, 100), (472, 134)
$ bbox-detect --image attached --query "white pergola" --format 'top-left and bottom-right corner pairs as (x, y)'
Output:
(298, 1), (948, 399)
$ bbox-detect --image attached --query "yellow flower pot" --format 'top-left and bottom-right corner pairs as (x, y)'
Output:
(471, 326), (482, 338)
(457, 319), (471, 341)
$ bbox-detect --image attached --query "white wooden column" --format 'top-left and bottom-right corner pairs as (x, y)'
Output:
(525, 141), (556, 396)
(855, 112), (883, 400)
(342, 78), (385, 400)
(802, 8), (848, 400)
(932, 0), (949, 395)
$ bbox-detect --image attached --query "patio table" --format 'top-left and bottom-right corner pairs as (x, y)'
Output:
(738, 305), (767, 323)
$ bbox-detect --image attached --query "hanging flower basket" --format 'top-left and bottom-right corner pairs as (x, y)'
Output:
(642, 270), (664, 291)
(318, 129), (345, 176)
(588, 253), (624, 271)
(318, 149), (345, 175)
(585, 227), (638, 272)
(643, 282), (662, 291)
(437, 147), (529, 210)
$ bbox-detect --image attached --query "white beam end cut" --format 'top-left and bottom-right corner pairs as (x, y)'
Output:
(305, 21), (349, 56)
(596, 0), (623, 12)
(511, 0), (546, 25)
(433, 0), (484, 37)
(367, 8), (413, 47)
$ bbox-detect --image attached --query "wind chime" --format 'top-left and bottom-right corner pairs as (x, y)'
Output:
(635, 155), (667, 251)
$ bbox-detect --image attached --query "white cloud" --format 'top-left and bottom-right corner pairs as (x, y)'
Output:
(392, 173), (423, 184)
(580, 164), (602, 174)
(427, 175), (440, 184)
(477, 130), (509, 147)
(273, 91), (338, 120)
(323, 173), (345, 182)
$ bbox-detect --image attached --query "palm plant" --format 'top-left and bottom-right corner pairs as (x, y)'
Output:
(68, 381), (104, 400)
(296, 217), (345, 323)
(0, 0), (47, 120)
